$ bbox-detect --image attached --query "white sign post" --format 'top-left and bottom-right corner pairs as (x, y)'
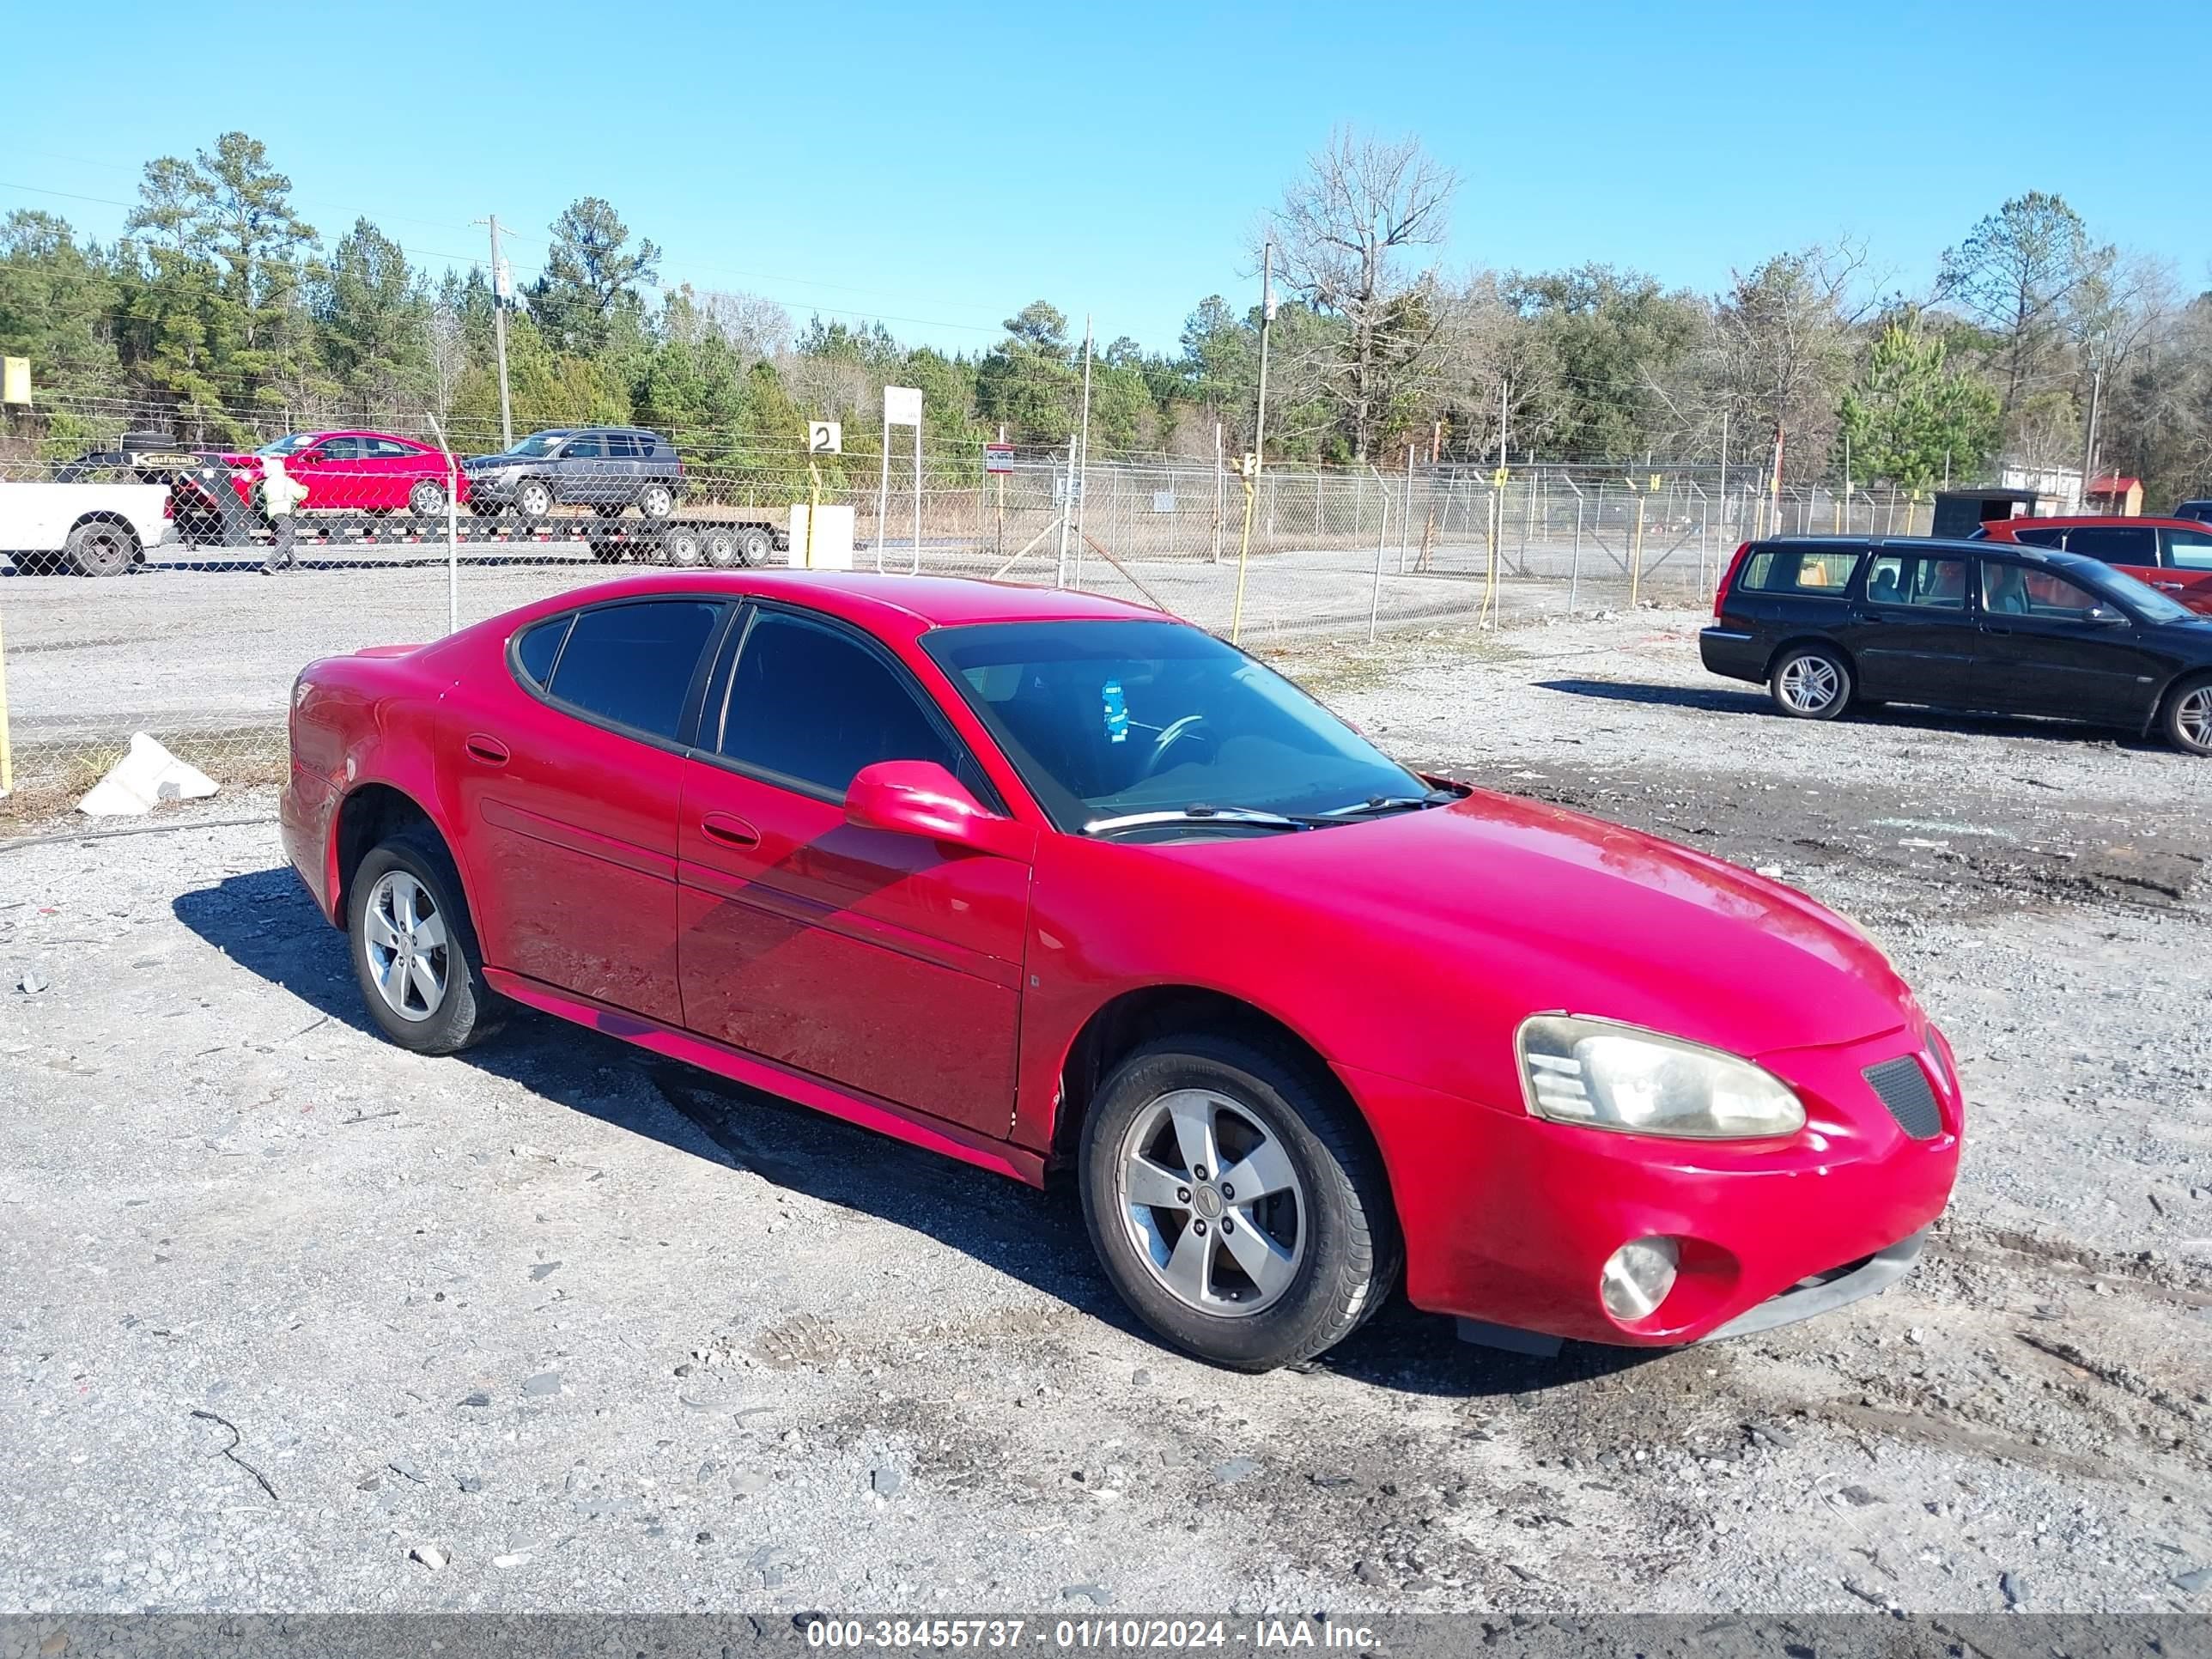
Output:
(878, 386), (924, 574)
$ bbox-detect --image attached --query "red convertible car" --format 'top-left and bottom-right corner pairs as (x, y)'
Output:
(220, 429), (467, 517)
(282, 572), (1962, 1369)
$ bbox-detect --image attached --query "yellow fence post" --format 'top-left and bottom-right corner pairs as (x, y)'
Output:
(1629, 490), (1647, 608)
(1230, 454), (1258, 645)
(0, 598), (12, 799)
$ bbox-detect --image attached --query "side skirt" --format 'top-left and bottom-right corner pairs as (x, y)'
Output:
(483, 968), (1047, 1188)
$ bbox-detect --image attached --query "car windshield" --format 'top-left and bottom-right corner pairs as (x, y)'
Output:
(921, 619), (1431, 835)
(503, 432), (568, 458)
(257, 434), (317, 457)
(2069, 559), (2194, 624)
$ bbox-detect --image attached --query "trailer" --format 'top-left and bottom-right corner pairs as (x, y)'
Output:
(246, 507), (791, 567)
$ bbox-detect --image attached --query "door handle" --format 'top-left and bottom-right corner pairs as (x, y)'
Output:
(2154, 581), (2184, 592)
(464, 733), (510, 767)
(1850, 611), (1885, 623)
(1982, 625), (2014, 635)
(701, 812), (760, 848)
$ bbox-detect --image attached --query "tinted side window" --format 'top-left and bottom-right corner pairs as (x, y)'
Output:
(545, 601), (722, 739)
(605, 434), (640, 459)
(719, 611), (957, 796)
(1738, 547), (1858, 597)
(317, 436), (363, 460)
(363, 437), (414, 459)
(2063, 526), (2156, 566)
(2162, 527), (2212, 572)
(514, 615), (570, 687)
(1981, 562), (2102, 620)
(562, 435), (604, 460)
(2009, 525), (2067, 549)
(1863, 554), (1967, 609)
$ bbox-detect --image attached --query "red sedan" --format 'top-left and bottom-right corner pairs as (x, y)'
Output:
(281, 573), (1961, 1370)
(222, 429), (467, 517)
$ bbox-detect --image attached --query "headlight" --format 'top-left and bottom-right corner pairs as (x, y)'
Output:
(1517, 1014), (1805, 1139)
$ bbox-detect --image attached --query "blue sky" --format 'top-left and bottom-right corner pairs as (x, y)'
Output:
(6, 0), (2207, 356)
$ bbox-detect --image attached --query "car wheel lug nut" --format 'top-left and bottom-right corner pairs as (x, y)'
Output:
(1193, 1220), (1207, 1236)
(1176, 1187), (1192, 1204)
(1221, 1219), (1235, 1235)
(1220, 1184), (1234, 1200)
(1193, 1166), (1207, 1181)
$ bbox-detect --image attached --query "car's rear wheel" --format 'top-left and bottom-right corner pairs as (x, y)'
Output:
(514, 478), (554, 520)
(1079, 1033), (1400, 1371)
(736, 526), (775, 568)
(348, 829), (501, 1055)
(588, 539), (627, 563)
(702, 526), (739, 568)
(65, 520), (137, 577)
(2163, 675), (2212, 757)
(635, 482), (676, 519)
(1769, 645), (1851, 720)
(408, 478), (447, 518)
(665, 526), (704, 567)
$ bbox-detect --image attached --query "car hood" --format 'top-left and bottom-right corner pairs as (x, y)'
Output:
(463, 453), (524, 467)
(1156, 788), (1912, 1058)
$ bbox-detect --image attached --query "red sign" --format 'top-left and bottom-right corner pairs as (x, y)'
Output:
(984, 442), (1015, 475)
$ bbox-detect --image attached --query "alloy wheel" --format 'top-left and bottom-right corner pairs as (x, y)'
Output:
(1778, 655), (1842, 714)
(362, 870), (449, 1023)
(2179, 685), (2212, 750)
(1116, 1089), (1306, 1317)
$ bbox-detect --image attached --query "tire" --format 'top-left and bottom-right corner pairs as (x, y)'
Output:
(1769, 644), (1852, 720)
(408, 478), (447, 518)
(702, 526), (739, 568)
(2163, 674), (2212, 757)
(347, 827), (501, 1056)
(665, 526), (704, 567)
(736, 526), (774, 568)
(65, 520), (137, 578)
(1079, 1032), (1401, 1371)
(635, 482), (677, 520)
(514, 478), (554, 520)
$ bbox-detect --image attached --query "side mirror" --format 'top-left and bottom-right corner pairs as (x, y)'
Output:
(290, 449), (322, 466)
(2085, 605), (2128, 625)
(844, 761), (1034, 860)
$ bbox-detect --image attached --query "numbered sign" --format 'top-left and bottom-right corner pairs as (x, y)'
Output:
(807, 421), (842, 455)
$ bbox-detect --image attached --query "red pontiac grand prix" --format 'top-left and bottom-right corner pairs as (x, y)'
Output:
(282, 572), (1962, 1370)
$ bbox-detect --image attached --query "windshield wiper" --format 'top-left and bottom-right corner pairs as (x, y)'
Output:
(1311, 790), (1458, 818)
(1083, 805), (1310, 837)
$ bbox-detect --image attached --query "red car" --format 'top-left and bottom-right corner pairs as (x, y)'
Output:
(1974, 515), (2212, 612)
(221, 429), (468, 518)
(281, 573), (1961, 1370)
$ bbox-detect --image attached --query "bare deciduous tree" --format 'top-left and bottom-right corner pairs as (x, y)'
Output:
(1267, 127), (1459, 461)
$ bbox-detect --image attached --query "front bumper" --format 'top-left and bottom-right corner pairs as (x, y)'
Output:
(463, 469), (520, 504)
(1345, 1026), (1962, 1349)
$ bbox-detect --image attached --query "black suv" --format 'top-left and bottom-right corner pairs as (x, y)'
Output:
(2175, 501), (2212, 526)
(1700, 536), (2212, 755)
(463, 428), (684, 519)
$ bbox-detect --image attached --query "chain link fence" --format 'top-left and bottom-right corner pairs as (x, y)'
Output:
(0, 408), (1936, 817)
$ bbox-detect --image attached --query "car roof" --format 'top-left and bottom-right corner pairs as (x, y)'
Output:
(306, 428), (426, 443)
(517, 569), (1167, 632)
(1990, 514), (2200, 530)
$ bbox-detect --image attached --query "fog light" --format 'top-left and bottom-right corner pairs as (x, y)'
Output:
(1599, 1237), (1680, 1322)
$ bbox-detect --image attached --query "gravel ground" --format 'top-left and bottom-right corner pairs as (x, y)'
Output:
(2, 606), (2209, 1617)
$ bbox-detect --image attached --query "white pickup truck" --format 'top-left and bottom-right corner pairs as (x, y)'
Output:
(0, 481), (176, 576)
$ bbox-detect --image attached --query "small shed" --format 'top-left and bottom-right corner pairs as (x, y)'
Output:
(2086, 475), (2143, 516)
(1931, 486), (2039, 539)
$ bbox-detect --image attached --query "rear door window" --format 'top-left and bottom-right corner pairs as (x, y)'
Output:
(606, 434), (641, 459)
(2008, 524), (2067, 549)
(1737, 547), (1860, 597)
(2162, 527), (2212, 572)
(1864, 554), (1968, 609)
(2062, 526), (2157, 567)
(544, 600), (723, 740)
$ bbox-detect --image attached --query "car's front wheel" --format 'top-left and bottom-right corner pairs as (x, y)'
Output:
(1079, 1033), (1400, 1371)
(2163, 675), (2212, 757)
(348, 829), (501, 1055)
(514, 478), (554, 520)
(1769, 645), (1852, 720)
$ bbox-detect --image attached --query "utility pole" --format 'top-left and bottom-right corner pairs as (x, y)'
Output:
(1255, 241), (1273, 476)
(476, 215), (514, 450)
(1073, 315), (1093, 586)
(2079, 363), (2104, 513)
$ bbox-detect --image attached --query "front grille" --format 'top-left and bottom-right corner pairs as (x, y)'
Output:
(1863, 1054), (1942, 1139)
